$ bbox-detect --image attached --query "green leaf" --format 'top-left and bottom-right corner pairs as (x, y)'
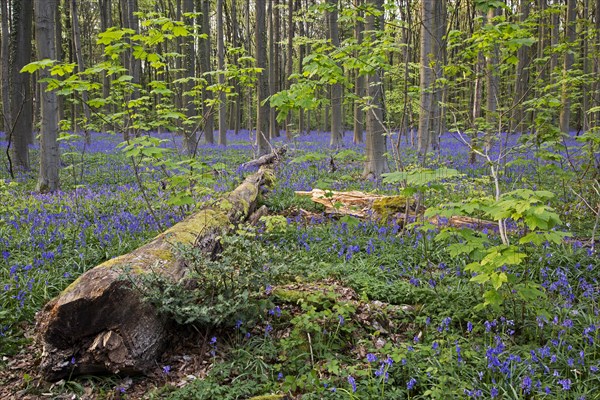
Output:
(21, 59), (55, 74)
(382, 167), (460, 187)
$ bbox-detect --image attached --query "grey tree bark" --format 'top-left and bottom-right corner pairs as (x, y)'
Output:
(183, 0), (197, 153)
(285, 0), (294, 137)
(353, 0), (364, 144)
(485, 6), (500, 140)
(327, 0), (343, 147)
(256, 0), (270, 155)
(99, 0), (113, 121)
(6, 0), (34, 170)
(35, 0), (60, 192)
(594, 0), (600, 128)
(1, 0), (12, 140)
(199, 0), (214, 144)
(71, 0), (92, 143)
(362, 0), (387, 178)
(217, 0), (227, 145)
(417, 0), (434, 156)
(511, 0), (531, 134)
(559, 0), (576, 133)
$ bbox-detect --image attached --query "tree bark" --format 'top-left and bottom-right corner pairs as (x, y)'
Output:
(362, 0), (387, 179)
(36, 149), (285, 381)
(256, 0), (270, 155)
(485, 6), (500, 140)
(99, 0), (113, 120)
(353, 0), (364, 144)
(217, 0), (227, 146)
(199, 0), (214, 144)
(559, 0), (576, 133)
(1, 0), (12, 140)
(35, 0), (60, 192)
(511, 0), (531, 134)
(8, 0), (33, 170)
(183, 0), (198, 153)
(327, 0), (343, 147)
(417, 0), (434, 156)
(70, 0), (92, 143)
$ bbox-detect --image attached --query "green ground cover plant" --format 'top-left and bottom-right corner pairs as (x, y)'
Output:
(0, 130), (598, 399)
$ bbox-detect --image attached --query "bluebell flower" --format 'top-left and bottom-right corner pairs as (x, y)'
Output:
(347, 376), (356, 392)
(558, 379), (571, 390)
(521, 375), (531, 394)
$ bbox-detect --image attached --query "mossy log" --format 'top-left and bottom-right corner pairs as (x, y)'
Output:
(36, 149), (284, 381)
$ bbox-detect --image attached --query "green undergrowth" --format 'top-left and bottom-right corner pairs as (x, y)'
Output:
(142, 213), (598, 400)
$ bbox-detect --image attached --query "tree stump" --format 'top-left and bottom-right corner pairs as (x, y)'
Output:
(36, 149), (283, 381)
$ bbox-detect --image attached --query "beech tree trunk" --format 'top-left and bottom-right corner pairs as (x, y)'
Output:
(417, 0), (434, 156)
(1, 0), (12, 140)
(36, 0), (60, 193)
(199, 0), (214, 144)
(37, 150), (285, 381)
(217, 0), (227, 145)
(6, 0), (34, 171)
(559, 0), (576, 133)
(183, 0), (197, 153)
(327, 0), (343, 147)
(353, 0), (364, 144)
(362, 0), (387, 179)
(70, 0), (91, 143)
(256, 0), (270, 155)
(485, 6), (500, 138)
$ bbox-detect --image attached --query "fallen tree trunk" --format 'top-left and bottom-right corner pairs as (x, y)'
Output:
(295, 189), (415, 219)
(298, 189), (508, 233)
(36, 149), (284, 381)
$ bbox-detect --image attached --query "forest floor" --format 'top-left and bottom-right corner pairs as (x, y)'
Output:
(1, 130), (598, 399)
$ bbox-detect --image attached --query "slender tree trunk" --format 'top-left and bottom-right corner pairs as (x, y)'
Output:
(217, 0), (227, 145)
(99, 0), (113, 121)
(471, 51), (484, 164)
(268, 0), (276, 138)
(199, 0), (214, 143)
(353, 0), (364, 144)
(297, 0), (305, 134)
(256, 0), (270, 155)
(429, 0), (446, 151)
(482, 6), (501, 156)
(485, 6), (500, 141)
(71, 0), (91, 143)
(1, 0), (12, 140)
(362, 0), (387, 178)
(327, 0), (343, 147)
(273, 0), (281, 137)
(9, 0), (33, 170)
(511, 0), (531, 134)
(230, 0), (241, 134)
(183, 0), (197, 153)
(594, 0), (600, 129)
(245, 0), (253, 132)
(35, 0), (60, 192)
(417, 0), (434, 156)
(285, 0), (294, 138)
(559, 0), (576, 133)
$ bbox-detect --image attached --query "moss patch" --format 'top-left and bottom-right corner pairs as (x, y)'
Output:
(373, 195), (411, 220)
